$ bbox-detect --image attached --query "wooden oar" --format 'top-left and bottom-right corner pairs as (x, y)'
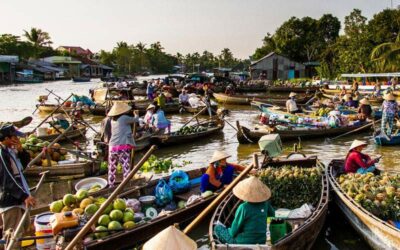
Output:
(180, 106), (208, 129)
(64, 145), (157, 250)
(182, 156), (256, 234)
(30, 93), (74, 134)
(327, 119), (381, 142)
(6, 171), (48, 250)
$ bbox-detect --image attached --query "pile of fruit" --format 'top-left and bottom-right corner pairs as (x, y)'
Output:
(175, 125), (207, 135)
(21, 135), (68, 167)
(338, 172), (400, 221)
(141, 155), (191, 173)
(87, 184), (103, 193)
(311, 107), (332, 117)
(259, 166), (322, 209)
(49, 190), (136, 239)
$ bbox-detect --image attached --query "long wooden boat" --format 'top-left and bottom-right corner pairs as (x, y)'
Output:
(213, 93), (312, 105)
(24, 160), (98, 181)
(89, 101), (180, 116)
(328, 160), (400, 249)
(36, 126), (87, 142)
(72, 76), (91, 82)
(321, 90), (384, 105)
(209, 157), (329, 250)
(151, 119), (225, 146)
(183, 104), (218, 115)
(84, 167), (217, 250)
(374, 133), (400, 146)
(268, 85), (319, 93)
(37, 104), (79, 114)
(236, 121), (372, 144)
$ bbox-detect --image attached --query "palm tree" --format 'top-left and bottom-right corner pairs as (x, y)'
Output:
(136, 42), (147, 71)
(23, 28), (52, 47)
(371, 34), (400, 72)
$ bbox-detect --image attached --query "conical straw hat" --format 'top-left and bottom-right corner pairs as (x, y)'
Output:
(384, 93), (395, 101)
(146, 104), (156, 110)
(209, 150), (231, 164)
(107, 102), (132, 117)
(343, 94), (351, 101)
(289, 92), (297, 97)
(349, 139), (367, 151)
(359, 98), (370, 105)
(233, 176), (271, 203)
(142, 225), (197, 250)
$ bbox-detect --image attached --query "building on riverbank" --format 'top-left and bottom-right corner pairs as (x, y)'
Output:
(42, 56), (81, 77)
(0, 55), (18, 84)
(57, 46), (93, 58)
(250, 52), (305, 80)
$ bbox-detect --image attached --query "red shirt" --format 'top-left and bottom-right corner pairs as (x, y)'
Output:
(344, 151), (375, 173)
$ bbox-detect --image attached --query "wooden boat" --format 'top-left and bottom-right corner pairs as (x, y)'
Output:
(36, 126), (87, 142)
(268, 85), (319, 93)
(236, 121), (372, 144)
(182, 103), (218, 114)
(321, 90), (384, 105)
(328, 160), (400, 249)
(151, 119), (225, 146)
(72, 76), (91, 82)
(84, 167), (218, 250)
(209, 156), (329, 250)
(235, 85), (267, 93)
(24, 160), (99, 181)
(374, 133), (400, 146)
(213, 93), (312, 106)
(89, 101), (180, 116)
(37, 104), (78, 114)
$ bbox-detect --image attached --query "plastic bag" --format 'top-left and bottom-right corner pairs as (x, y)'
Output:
(154, 179), (173, 207)
(168, 170), (191, 194)
(288, 203), (314, 219)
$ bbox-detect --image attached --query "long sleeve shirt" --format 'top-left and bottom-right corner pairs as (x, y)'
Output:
(229, 201), (275, 244)
(344, 150), (375, 173)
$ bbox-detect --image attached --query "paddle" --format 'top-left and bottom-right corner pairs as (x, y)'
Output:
(179, 106), (208, 130)
(6, 171), (49, 250)
(326, 119), (381, 142)
(182, 155), (257, 234)
(64, 145), (157, 250)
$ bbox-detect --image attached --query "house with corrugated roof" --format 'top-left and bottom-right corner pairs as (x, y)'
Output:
(250, 52), (305, 80)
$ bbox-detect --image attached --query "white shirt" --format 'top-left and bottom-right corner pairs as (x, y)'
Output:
(286, 99), (298, 112)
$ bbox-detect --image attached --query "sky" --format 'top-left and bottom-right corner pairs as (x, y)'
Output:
(0, 0), (397, 59)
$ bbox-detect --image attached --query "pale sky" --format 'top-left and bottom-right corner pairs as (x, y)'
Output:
(0, 0), (397, 58)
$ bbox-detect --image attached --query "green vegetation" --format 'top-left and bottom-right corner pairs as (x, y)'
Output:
(253, 8), (400, 79)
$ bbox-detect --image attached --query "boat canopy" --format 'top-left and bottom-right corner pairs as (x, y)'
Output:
(341, 73), (400, 78)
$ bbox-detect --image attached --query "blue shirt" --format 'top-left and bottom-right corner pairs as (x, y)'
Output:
(200, 164), (235, 193)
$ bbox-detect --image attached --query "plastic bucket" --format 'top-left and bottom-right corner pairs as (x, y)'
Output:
(270, 220), (292, 244)
(34, 212), (56, 250)
(36, 127), (48, 137)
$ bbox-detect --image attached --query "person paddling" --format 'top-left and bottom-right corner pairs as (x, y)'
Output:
(200, 151), (250, 193)
(213, 176), (275, 244)
(344, 140), (380, 174)
(357, 98), (372, 122)
(380, 93), (398, 137)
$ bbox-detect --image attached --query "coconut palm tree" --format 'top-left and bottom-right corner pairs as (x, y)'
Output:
(371, 34), (400, 72)
(23, 28), (52, 47)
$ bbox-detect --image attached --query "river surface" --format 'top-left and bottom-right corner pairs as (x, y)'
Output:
(1, 77), (398, 249)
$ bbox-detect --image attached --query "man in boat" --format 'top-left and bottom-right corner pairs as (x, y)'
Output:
(286, 92), (301, 114)
(380, 93), (398, 137)
(154, 92), (166, 110)
(0, 124), (36, 247)
(213, 176), (275, 244)
(344, 140), (380, 174)
(225, 84), (235, 96)
(200, 151), (251, 193)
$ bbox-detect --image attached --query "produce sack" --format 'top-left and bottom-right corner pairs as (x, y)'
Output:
(168, 170), (191, 194)
(154, 179), (173, 207)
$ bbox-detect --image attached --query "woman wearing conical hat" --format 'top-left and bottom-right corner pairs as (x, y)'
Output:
(143, 225), (196, 250)
(344, 140), (380, 174)
(286, 92), (301, 114)
(214, 176), (275, 244)
(107, 102), (139, 187)
(357, 98), (372, 122)
(380, 93), (398, 137)
(200, 151), (249, 193)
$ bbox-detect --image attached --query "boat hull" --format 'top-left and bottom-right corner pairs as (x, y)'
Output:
(36, 127), (87, 142)
(374, 134), (400, 146)
(328, 160), (400, 250)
